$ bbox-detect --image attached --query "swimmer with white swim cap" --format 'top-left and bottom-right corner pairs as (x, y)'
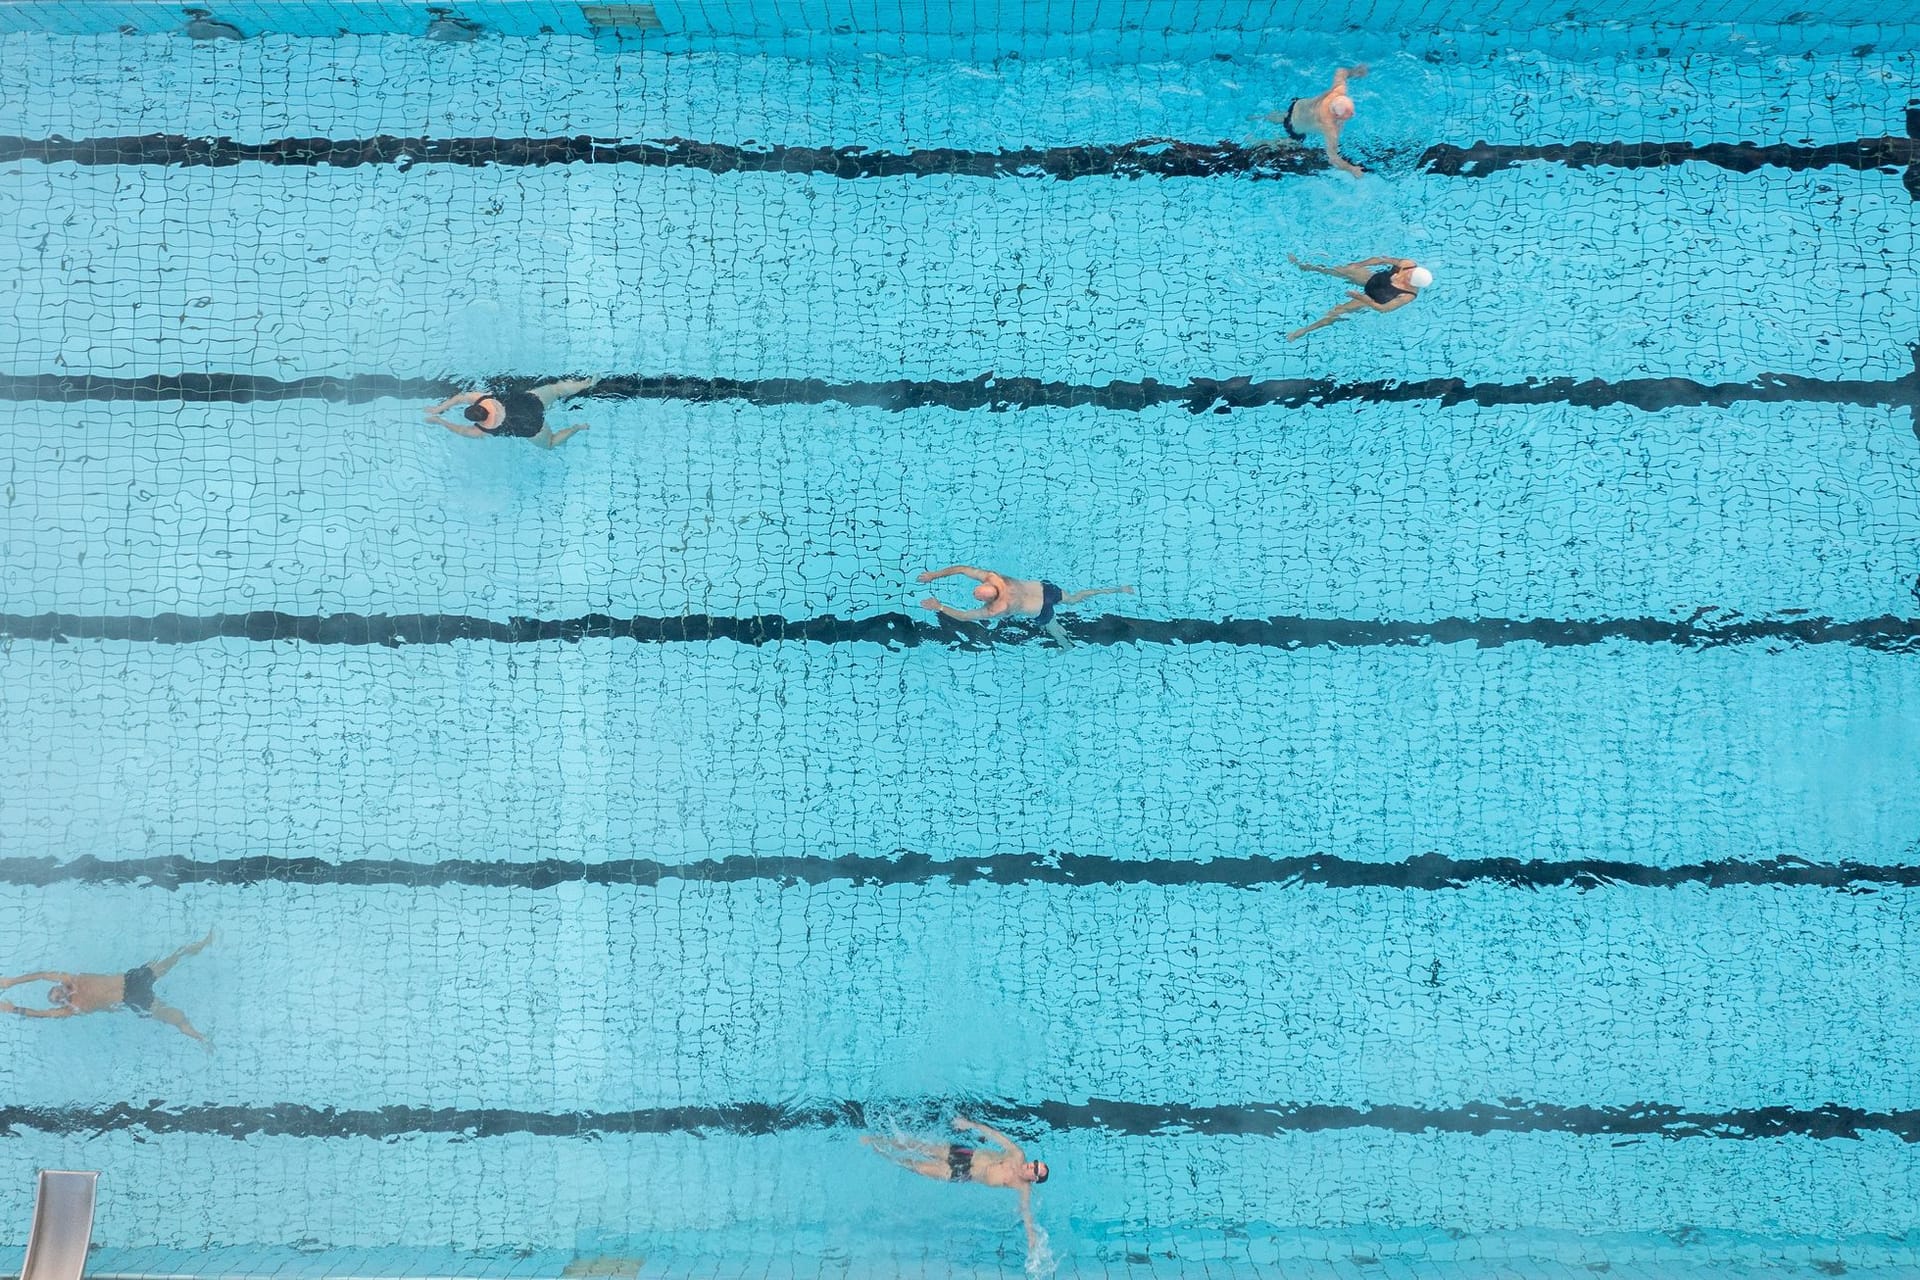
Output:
(1264, 64), (1368, 178)
(1286, 255), (1432, 341)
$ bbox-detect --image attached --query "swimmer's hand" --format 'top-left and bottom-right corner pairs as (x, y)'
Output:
(1348, 63), (1370, 77)
(915, 571), (937, 583)
(0, 1001), (15, 1014)
(920, 597), (943, 611)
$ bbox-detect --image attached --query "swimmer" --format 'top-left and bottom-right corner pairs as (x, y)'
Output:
(917, 565), (1134, 647)
(0, 931), (215, 1046)
(423, 377), (600, 448)
(1286, 254), (1431, 340)
(864, 1117), (1049, 1254)
(1264, 64), (1369, 178)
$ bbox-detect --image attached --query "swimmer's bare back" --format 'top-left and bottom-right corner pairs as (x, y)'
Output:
(1275, 64), (1368, 178)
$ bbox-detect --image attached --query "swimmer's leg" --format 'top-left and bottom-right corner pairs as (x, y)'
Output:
(1059, 585), (1134, 606)
(1042, 620), (1077, 650)
(1289, 255), (1372, 285)
(533, 425), (590, 449)
(149, 1000), (211, 1048)
(147, 930), (215, 979)
(1288, 298), (1367, 341)
(862, 1135), (951, 1178)
(530, 377), (600, 406)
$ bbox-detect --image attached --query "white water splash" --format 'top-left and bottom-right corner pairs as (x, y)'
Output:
(1025, 1223), (1058, 1280)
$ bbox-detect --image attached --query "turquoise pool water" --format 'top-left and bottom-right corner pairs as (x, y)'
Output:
(0, 12), (1917, 1278)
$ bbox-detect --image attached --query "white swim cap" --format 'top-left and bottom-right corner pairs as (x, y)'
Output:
(1407, 266), (1434, 289)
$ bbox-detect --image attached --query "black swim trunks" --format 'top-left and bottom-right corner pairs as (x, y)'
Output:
(1035, 581), (1065, 626)
(488, 388), (546, 438)
(1281, 98), (1307, 141)
(947, 1146), (974, 1183)
(122, 965), (156, 1014)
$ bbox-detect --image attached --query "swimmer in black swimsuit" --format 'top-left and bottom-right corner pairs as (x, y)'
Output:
(864, 1117), (1050, 1254)
(1286, 254), (1432, 341)
(0, 931), (215, 1046)
(917, 565), (1135, 648)
(1259, 64), (1368, 177)
(424, 377), (600, 448)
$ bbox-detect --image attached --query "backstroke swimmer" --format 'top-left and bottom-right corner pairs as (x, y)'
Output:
(864, 1117), (1050, 1255)
(1286, 254), (1432, 340)
(917, 565), (1134, 647)
(1262, 64), (1369, 178)
(423, 377), (600, 448)
(0, 931), (216, 1047)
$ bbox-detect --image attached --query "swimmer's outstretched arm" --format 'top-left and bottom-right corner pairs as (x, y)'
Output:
(423, 393), (490, 436)
(0, 1002), (75, 1018)
(424, 392), (483, 416)
(917, 566), (988, 583)
(1324, 133), (1363, 178)
(0, 971), (68, 987)
(921, 599), (994, 622)
(954, 1116), (1022, 1156)
(1018, 1185), (1040, 1254)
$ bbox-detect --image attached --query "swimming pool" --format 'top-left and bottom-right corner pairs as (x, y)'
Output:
(1, 1), (1917, 1276)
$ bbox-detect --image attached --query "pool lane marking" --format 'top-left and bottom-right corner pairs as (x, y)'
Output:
(2, 610), (1917, 652)
(2, 361), (1916, 422)
(0, 131), (1913, 189)
(5, 851), (1918, 893)
(4, 1098), (1916, 1142)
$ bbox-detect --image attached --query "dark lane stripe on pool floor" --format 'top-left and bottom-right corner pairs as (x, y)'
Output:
(4, 1099), (1915, 1142)
(0, 132), (1913, 187)
(2, 364), (1917, 420)
(3, 610), (1917, 652)
(5, 851), (1917, 893)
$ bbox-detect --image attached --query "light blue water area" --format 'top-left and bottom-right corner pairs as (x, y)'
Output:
(2, 398), (1916, 619)
(5, 879), (1916, 1115)
(2, 163), (1913, 384)
(0, 16), (1917, 1280)
(4, 641), (1920, 866)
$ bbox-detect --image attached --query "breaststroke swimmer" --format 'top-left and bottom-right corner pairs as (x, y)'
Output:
(864, 1117), (1050, 1254)
(1286, 254), (1432, 341)
(1264, 64), (1368, 177)
(0, 931), (215, 1047)
(917, 565), (1134, 648)
(423, 377), (600, 448)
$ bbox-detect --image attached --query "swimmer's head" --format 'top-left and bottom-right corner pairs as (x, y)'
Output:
(47, 983), (70, 1007)
(1328, 94), (1355, 122)
(463, 401), (492, 426)
(1026, 1161), (1050, 1184)
(1407, 266), (1434, 289)
(972, 582), (1001, 603)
